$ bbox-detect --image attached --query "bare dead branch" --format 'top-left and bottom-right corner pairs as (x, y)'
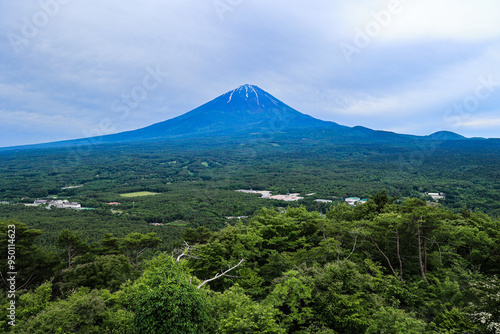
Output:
(335, 242), (341, 263)
(0, 271), (8, 287)
(0, 271), (35, 291)
(17, 273), (35, 290)
(422, 237), (443, 265)
(417, 223), (429, 284)
(394, 230), (403, 281)
(197, 259), (244, 289)
(343, 233), (359, 262)
(175, 242), (203, 262)
(370, 236), (398, 278)
(224, 274), (243, 279)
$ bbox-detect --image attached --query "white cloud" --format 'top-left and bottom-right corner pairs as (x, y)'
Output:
(388, 0), (500, 41)
(459, 115), (500, 129)
(337, 0), (500, 42)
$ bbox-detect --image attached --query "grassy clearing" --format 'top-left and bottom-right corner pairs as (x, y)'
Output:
(120, 191), (160, 198)
(165, 221), (189, 227)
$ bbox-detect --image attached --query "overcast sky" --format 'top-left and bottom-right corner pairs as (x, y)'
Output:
(1, 0), (500, 147)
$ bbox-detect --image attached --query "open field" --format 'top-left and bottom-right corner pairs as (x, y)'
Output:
(165, 221), (190, 227)
(120, 191), (160, 198)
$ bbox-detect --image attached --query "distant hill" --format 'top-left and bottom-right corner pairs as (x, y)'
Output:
(0, 84), (489, 151)
(426, 131), (467, 141)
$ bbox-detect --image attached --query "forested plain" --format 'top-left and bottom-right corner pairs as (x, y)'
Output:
(0, 136), (499, 333)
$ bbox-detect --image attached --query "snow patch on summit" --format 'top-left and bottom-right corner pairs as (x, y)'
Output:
(227, 89), (235, 103)
(250, 86), (259, 105)
(228, 85), (262, 105)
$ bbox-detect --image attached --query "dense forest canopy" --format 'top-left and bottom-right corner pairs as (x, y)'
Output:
(0, 137), (499, 332)
(0, 198), (499, 333)
(1, 137), (500, 217)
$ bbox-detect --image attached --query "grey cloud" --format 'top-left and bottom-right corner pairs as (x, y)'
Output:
(1, 0), (500, 147)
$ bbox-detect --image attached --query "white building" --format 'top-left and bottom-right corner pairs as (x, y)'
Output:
(236, 190), (303, 201)
(345, 197), (361, 206)
(426, 192), (445, 201)
(30, 199), (82, 209)
(345, 197), (368, 206)
(315, 199), (333, 203)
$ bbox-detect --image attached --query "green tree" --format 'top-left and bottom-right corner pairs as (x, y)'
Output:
(433, 307), (475, 333)
(211, 284), (285, 334)
(130, 254), (213, 333)
(369, 189), (396, 213)
(121, 232), (161, 271)
(367, 212), (406, 280)
(57, 229), (88, 269)
(365, 306), (426, 333)
(265, 269), (314, 332)
(465, 274), (500, 333)
(13, 288), (134, 334)
(97, 233), (122, 255)
(311, 261), (379, 333)
(59, 255), (133, 293)
(17, 280), (53, 320)
(183, 226), (213, 244)
(0, 220), (58, 291)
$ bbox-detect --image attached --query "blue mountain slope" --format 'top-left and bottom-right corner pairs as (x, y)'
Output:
(0, 84), (483, 151)
(109, 84), (344, 141)
(426, 131), (466, 141)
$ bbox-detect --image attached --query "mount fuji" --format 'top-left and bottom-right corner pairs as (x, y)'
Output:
(2, 84), (478, 151)
(106, 84), (344, 142)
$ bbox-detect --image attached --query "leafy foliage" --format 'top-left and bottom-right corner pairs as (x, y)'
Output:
(130, 254), (212, 334)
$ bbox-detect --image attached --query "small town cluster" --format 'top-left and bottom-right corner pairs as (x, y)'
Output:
(236, 190), (446, 206)
(236, 190), (369, 206)
(25, 199), (82, 209)
(236, 190), (303, 201)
